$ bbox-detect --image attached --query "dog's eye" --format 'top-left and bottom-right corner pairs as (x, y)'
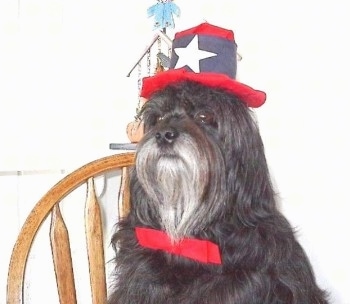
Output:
(194, 111), (216, 127)
(148, 114), (164, 127)
(154, 115), (164, 125)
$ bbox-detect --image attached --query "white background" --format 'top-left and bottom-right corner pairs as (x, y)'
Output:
(1, 0), (349, 303)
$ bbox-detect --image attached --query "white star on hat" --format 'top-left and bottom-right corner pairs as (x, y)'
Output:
(173, 35), (217, 73)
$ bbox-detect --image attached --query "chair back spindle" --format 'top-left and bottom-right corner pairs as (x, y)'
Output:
(50, 205), (77, 304)
(85, 177), (107, 304)
(6, 152), (135, 304)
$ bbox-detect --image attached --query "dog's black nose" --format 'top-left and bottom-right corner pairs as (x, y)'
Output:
(155, 128), (179, 144)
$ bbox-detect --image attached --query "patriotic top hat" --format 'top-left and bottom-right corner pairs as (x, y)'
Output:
(140, 22), (266, 108)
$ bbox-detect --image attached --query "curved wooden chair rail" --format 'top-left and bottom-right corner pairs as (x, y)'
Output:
(6, 152), (135, 304)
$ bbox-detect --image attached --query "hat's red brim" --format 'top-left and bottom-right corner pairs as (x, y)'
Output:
(140, 69), (266, 108)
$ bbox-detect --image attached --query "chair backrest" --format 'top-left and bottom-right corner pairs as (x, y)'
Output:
(6, 152), (135, 304)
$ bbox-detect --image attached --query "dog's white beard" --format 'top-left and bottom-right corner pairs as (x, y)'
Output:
(156, 156), (201, 241)
(137, 135), (208, 242)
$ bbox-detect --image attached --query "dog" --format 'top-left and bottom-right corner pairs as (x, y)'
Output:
(108, 80), (329, 303)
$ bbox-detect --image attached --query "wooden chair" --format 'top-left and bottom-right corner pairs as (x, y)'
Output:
(6, 152), (135, 304)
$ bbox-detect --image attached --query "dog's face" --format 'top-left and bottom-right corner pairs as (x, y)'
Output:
(134, 81), (271, 241)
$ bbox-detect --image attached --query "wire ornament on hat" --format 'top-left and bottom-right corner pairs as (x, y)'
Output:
(125, 0), (182, 145)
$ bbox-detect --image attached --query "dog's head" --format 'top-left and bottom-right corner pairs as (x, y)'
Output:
(133, 80), (275, 241)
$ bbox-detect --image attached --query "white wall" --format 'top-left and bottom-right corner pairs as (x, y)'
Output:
(1, 0), (349, 303)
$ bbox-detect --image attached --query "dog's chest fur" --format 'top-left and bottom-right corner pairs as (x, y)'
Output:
(108, 81), (329, 304)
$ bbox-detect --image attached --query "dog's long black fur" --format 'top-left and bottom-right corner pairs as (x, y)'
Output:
(108, 81), (329, 303)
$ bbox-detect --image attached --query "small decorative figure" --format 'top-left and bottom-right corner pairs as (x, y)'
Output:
(147, 0), (180, 31)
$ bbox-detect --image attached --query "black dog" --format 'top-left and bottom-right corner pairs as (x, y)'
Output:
(108, 81), (329, 303)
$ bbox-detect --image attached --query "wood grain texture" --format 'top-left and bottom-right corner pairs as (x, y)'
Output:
(118, 167), (131, 219)
(6, 152), (135, 304)
(85, 178), (107, 304)
(50, 205), (77, 304)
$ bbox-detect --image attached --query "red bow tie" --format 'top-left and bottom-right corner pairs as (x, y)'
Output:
(135, 227), (222, 265)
